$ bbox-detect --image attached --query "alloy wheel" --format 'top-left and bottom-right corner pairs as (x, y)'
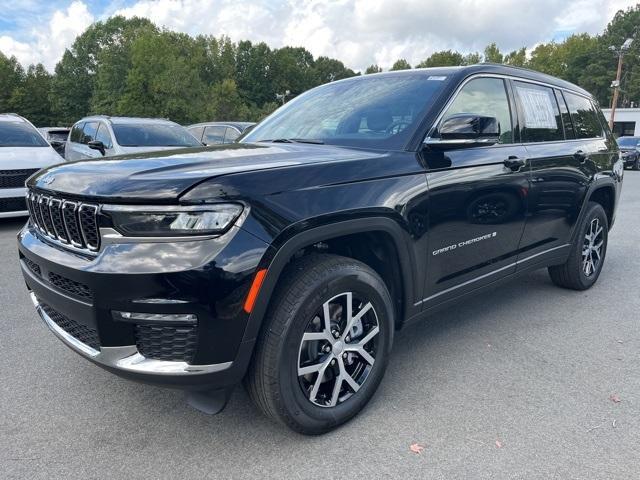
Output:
(582, 217), (604, 277)
(297, 292), (380, 408)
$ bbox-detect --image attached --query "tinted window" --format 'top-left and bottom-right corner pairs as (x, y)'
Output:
(242, 73), (450, 150)
(94, 124), (113, 149)
(564, 92), (602, 139)
(70, 123), (84, 143)
(555, 90), (575, 139)
(188, 126), (204, 142)
(203, 126), (226, 144)
(440, 77), (513, 144)
(224, 127), (240, 143)
(111, 124), (201, 147)
(513, 81), (563, 143)
(0, 121), (48, 147)
(81, 122), (99, 144)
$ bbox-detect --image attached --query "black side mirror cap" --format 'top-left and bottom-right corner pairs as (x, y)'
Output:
(87, 140), (106, 156)
(425, 114), (500, 148)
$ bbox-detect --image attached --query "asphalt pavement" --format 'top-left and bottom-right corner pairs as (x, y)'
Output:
(1, 174), (639, 479)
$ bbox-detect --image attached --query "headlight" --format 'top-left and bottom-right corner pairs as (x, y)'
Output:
(104, 204), (243, 237)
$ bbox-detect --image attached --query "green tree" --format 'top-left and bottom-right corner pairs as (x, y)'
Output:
(483, 43), (504, 63)
(504, 47), (527, 66)
(463, 52), (483, 65)
(9, 64), (54, 126)
(390, 59), (411, 71)
(313, 56), (356, 84)
(364, 64), (383, 74)
(0, 51), (24, 112)
(416, 50), (464, 68)
(50, 16), (155, 124)
(207, 79), (250, 121)
(235, 40), (274, 107)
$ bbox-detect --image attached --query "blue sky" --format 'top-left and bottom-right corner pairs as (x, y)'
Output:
(0, 0), (636, 72)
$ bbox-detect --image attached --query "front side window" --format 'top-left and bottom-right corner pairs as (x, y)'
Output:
(242, 73), (450, 150)
(94, 124), (113, 149)
(564, 92), (602, 139)
(111, 124), (201, 147)
(70, 123), (84, 143)
(439, 77), (514, 144)
(0, 121), (48, 147)
(513, 81), (563, 143)
(82, 122), (99, 144)
(188, 126), (204, 142)
(203, 126), (226, 145)
(224, 127), (240, 143)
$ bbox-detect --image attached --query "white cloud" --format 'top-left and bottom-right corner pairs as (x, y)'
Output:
(0, 0), (638, 71)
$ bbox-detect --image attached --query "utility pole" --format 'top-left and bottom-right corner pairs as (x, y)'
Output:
(609, 38), (634, 130)
(275, 90), (291, 106)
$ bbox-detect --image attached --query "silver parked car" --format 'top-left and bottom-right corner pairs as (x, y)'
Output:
(0, 114), (64, 218)
(187, 121), (255, 146)
(65, 116), (202, 161)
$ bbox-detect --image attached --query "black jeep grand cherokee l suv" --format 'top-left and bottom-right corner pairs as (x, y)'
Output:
(18, 65), (623, 434)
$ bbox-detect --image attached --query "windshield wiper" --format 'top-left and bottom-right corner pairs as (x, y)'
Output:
(260, 138), (325, 145)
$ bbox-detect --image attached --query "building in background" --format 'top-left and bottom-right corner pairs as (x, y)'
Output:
(602, 108), (640, 137)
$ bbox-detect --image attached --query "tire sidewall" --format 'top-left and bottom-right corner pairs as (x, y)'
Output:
(574, 203), (608, 288)
(275, 265), (393, 432)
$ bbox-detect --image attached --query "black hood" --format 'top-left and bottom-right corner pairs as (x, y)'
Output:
(28, 143), (378, 202)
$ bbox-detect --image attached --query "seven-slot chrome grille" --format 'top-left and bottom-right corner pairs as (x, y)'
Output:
(26, 190), (100, 252)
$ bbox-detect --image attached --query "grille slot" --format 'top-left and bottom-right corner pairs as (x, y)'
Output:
(48, 272), (92, 300)
(135, 324), (198, 362)
(40, 302), (100, 350)
(0, 197), (27, 213)
(23, 257), (41, 277)
(27, 190), (100, 253)
(0, 168), (39, 189)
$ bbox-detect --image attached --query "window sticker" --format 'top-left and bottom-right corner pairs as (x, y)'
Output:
(517, 86), (557, 129)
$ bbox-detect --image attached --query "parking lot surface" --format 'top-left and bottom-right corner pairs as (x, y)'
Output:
(2, 174), (639, 479)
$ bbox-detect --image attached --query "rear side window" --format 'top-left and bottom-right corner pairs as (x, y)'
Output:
(513, 81), (563, 143)
(82, 122), (99, 144)
(70, 123), (84, 143)
(440, 77), (514, 144)
(188, 126), (204, 142)
(564, 92), (602, 139)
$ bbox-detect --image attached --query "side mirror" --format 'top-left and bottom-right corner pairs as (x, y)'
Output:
(426, 114), (500, 148)
(50, 140), (64, 148)
(87, 140), (106, 156)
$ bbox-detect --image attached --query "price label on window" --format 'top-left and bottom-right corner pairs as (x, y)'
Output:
(516, 85), (558, 130)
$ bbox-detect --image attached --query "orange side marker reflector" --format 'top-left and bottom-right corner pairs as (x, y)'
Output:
(244, 269), (267, 314)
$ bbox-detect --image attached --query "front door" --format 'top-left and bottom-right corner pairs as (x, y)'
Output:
(421, 76), (529, 309)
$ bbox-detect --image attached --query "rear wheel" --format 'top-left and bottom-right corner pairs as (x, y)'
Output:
(548, 201), (608, 290)
(245, 254), (394, 434)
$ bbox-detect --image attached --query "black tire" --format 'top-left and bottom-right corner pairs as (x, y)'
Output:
(245, 254), (394, 434)
(548, 201), (608, 290)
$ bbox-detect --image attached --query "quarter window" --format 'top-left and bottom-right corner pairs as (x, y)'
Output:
(224, 127), (240, 143)
(440, 77), (513, 144)
(514, 81), (563, 142)
(564, 92), (602, 139)
(203, 126), (226, 145)
(188, 126), (204, 142)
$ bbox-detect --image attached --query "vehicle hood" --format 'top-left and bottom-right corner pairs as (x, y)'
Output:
(115, 145), (187, 155)
(28, 143), (380, 202)
(1, 146), (64, 169)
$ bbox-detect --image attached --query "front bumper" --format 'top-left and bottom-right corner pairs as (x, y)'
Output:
(0, 187), (28, 218)
(19, 221), (270, 390)
(622, 153), (639, 167)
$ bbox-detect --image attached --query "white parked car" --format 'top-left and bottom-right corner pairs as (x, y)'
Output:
(65, 116), (201, 161)
(0, 114), (64, 218)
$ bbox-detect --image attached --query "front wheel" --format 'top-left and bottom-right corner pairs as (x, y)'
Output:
(548, 201), (608, 290)
(245, 254), (394, 434)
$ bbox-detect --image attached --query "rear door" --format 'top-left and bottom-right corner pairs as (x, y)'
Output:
(516, 83), (598, 264)
(65, 122), (85, 161)
(422, 76), (529, 308)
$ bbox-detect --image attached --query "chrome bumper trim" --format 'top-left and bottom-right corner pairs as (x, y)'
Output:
(31, 292), (232, 376)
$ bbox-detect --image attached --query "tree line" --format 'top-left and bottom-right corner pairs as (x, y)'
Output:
(1, 6), (639, 128)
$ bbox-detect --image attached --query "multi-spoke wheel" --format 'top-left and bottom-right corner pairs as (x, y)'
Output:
(549, 201), (608, 290)
(245, 254), (393, 434)
(297, 292), (380, 407)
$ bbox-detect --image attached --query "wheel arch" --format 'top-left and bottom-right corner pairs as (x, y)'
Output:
(241, 217), (416, 344)
(586, 182), (616, 230)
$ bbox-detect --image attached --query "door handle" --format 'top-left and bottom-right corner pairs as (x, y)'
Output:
(574, 150), (588, 163)
(504, 156), (525, 171)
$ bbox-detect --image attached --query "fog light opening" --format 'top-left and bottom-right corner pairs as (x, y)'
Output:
(112, 311), (198, 325)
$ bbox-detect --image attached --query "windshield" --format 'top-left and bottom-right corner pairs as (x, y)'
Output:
(0, 122), (48, 147)
(617, 136), (639, 147)
(47, 131), (69, 142)
(241, 73), (450, 150)
(112, 124), (201, 147)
